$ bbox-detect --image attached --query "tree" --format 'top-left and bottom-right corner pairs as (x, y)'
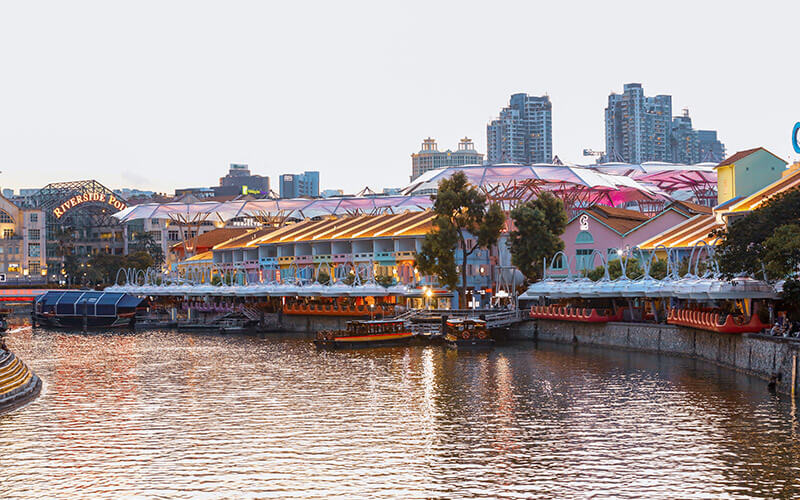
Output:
(714, 188), (800, 279)
(130, 231), (165, 269)
(415, 172), (505, 307)
(763, 224), (800, 280)
(506, 193), (567, 281)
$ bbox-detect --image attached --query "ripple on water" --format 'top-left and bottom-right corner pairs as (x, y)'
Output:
(1, 328), (799, 499)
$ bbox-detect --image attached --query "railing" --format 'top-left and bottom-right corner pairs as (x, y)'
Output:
(282, 303), (395, 317)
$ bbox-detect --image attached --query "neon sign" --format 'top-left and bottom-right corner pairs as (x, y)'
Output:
(793, 122), (800, 154)
(53, 192), (127, 219)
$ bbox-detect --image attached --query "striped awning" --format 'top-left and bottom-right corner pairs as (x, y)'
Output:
(638, 214), (723, 250)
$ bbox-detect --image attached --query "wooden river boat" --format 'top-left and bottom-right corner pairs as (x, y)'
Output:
(314, 319), (415, 349)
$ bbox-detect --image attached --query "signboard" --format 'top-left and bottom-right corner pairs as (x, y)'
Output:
(0, 274), (5, 283)
(53, 192), (127, 219)
(793, 122), (800, 154)
(579, 214), (589, 230)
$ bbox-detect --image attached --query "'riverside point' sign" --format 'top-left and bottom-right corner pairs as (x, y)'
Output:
(53, 192), (127, 219)
(793, 122), (800, 154)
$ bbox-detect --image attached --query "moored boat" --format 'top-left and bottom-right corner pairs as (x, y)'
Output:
(444, 318), (495, 348)
(34, 290), (147, 329)
(314, 319), (415, 349)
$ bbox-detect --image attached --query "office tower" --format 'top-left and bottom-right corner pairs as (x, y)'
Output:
(605, 83), (672, 163)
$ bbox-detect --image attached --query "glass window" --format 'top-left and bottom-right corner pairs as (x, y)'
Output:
(575, 231), (594, 244)
(28, 243), (41, 257)
(3, 229), (14, 239)
(28, 229), (40, 240)
(551, 254), (565, 270)
(0, 210), (13, 224)
(29, 213), (38, 223)
(575, 249), (595, 271)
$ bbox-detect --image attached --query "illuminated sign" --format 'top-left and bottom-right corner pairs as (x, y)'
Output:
(53, 192), (127, 219)
(241, 185), (266, 196)
(793, 122), (800, 154)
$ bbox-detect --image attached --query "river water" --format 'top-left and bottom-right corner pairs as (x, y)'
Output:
(2, 327), (800, 499)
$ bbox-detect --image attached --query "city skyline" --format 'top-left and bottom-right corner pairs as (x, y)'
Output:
(0, 1), (797, 194)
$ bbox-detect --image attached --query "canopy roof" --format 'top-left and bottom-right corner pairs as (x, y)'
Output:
(402, 164), (665, 207)
(113, 195), (434, 223)
(591, 162), (717, 193)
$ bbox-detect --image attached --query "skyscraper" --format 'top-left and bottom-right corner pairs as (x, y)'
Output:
(487, 93), (552, 164)
(669, 109), (726, 164)
(605, 83), (672, 163)
(410, 137), (483, 180)
(279, 171), (320, 198)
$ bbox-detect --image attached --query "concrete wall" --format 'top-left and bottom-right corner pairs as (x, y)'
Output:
(509, 319), (800, 395)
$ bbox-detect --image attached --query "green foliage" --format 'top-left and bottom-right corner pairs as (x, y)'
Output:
(763, 224), (800, 280)
(375, 275), (395, 287)
(585, 258), (668, 281)
(782, 278), (800, 322)
(507, 193), (567, 281)
(715, 188), (800, 278)
(85, 251), (154, 286)
(415, 172), (505, 304)
(317, 271), (330, 285)
(130, 231), (165, 268)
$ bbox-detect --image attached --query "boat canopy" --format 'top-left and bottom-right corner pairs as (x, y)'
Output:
(36, 290), (145, 317)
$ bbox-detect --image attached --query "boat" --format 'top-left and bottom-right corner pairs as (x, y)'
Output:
(33, 290), (147, 329)
(444, 318), (495, 348)
(0, 309), (9, 333)
(314, 319), (415, 349)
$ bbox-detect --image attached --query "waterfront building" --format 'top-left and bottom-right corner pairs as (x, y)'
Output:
(558, 202), (711, 274)
(279, 171), (320, 198)
(487, 94), (552, 164)
(0, 192), (47, 283)
(168, 227), (250, 270)
(640, 148), (792, 255)
(198, 210), (495, 307)
(411, 137), (483, 181)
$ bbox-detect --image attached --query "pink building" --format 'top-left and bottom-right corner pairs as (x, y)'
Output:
(553, 201), (711, 275)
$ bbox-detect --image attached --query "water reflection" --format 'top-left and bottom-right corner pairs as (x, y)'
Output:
(1, 329), (799, 498)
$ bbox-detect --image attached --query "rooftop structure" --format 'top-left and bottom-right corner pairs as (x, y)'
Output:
(411, 137), (483, 181)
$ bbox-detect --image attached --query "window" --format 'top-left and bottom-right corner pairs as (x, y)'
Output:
(29, 213), (38, 223)
(575, 249), (595, 271)
(28, 229), (40, 240)
(28, 243), (41, 258)
(3, 229), (13, 239)
(30, 262), (40, 275)
(151, 231), (161, 242)
(168, 231), (179, 241)
(0, 210), (13, 224)
(551, 254), (565, 270)
(575, 231), (594, 244)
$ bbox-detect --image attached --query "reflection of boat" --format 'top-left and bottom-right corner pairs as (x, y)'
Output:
(314, 319), (415, 349)
(444, 318), (495, 348)
(34, 290), (147, 329)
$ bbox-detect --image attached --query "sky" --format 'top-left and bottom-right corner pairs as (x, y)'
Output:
(0, 1), (798, 195)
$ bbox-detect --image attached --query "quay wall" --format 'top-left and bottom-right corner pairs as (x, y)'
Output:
(279, 314), (368, 333)
(509, 320), (800, 395)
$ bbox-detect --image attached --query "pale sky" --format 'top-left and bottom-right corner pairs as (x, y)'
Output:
(1, 1), (798, 195)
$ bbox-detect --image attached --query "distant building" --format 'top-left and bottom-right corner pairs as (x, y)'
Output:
(321, 189), (344, 198)
(174, 187), (215, 198)
(605, 83), (672, 163)
(217, 163), (270, 197)
(410, 137), (483, 180)
(113, 188), (155, 199)
(487, 93), (552, 164)
(670, 109), (726, 164)
(0, 192), (46, 283)
(279, 171), (319, 198)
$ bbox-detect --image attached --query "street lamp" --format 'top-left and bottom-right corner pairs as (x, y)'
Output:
(369, 303), (375, 320)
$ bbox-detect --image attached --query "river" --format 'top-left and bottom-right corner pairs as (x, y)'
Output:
(1, 327), (799, 499)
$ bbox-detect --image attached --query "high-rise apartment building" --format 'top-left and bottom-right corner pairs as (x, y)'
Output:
(410, 137), (483, 180)
(605, 83), (672, 163)
(487, 93), (552, 164)
(669, 109), (726, 164)
(279, 171), (320, 198)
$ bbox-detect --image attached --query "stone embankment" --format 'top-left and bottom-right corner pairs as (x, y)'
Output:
(509, 319), (800, 395)
(0, 347), (42, 415)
